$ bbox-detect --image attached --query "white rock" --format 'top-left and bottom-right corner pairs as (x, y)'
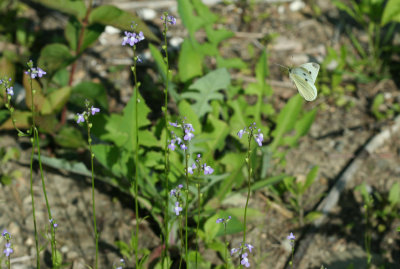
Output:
(138, 8), (157, 20)
(170, 36), (184, 48)
(290, 0), (305, 12)
(105, 26), (121, 35)
(278, 5), (285, 14)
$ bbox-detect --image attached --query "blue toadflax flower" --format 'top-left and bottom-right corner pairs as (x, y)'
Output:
(174, 202), (183, 215)
(3, 242), (13, 257)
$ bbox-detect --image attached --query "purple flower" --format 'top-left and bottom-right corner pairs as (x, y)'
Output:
(203, 164), (214, 175)
(137, 31), (145, 42)
(245, 243), (254, 253)
(241, 252), (250, 267)
(136, 56), (142, 63)
(178, 184), (183, 189)
(230, 248), (238, 256)
(174, 202), (183, 216)
(180, 144), (187, 150)
(167, 15), (176, 25)
(188, 163), (196, 174)
(3, 242), (13, 257)
(216, 218), (224, 223)
(169, 121), (178, 127)
(237, 129), (245, 138)
(2, 229), (8, 237)
(170, 188), (176, 197)
(168, 141), (176, 151)
(91, 106), (100, 115)
(122, 31), (145, 47)
(6, 87), (13, 96)
(30, 67), (47, 79)
(77, 113), (85, 124)
(287, 232), (295, 241)
(254, 133), (263, 146)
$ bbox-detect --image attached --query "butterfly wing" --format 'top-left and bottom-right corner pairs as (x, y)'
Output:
(299, 62), (320, 83)
(289, 68), (317, 101)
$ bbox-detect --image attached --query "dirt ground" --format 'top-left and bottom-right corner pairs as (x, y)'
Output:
(1, 0), (399, 268)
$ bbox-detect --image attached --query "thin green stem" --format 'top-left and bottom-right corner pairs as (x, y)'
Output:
(162, 17), (171, 268)
(131, 46), (140, 269)
(179, 214), (184, 269)
(242, 134), (252, 244)
(87, 121), (98, 269)
(224, 223), (228, 269)
(290, 244), (294, 268)
(29, 139), (40, 268)
(195, 183), (200, 268)
(185, 152), (189, 267)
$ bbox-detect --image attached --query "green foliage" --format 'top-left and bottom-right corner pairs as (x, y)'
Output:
(0, 146), (21, 185)
(332, 0), (399, 76)
(371, 93), (400, 120)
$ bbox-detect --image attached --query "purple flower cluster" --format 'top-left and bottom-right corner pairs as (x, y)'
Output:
(122, 30), (145, 47)
(113, 258), (125, 269)
(25, 60), (46, 79)
(187, 154), (214, 176)
(170, 184), (184, 216)
(49, 218), (58, 229)
(1, 77), (14, 97)
(168, 121), (195, 151)
(76, 105), (100, 124)
(2, 229), (13, 257)
(230, 242), (254, 268)
(237, 123), (264, 147)
(161, 14), (177, 25)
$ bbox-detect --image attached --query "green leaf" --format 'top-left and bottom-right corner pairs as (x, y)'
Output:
(388, 182), (400, 206)
(204, 215), (221, 241)
(250, 175), (286, 191)
(216, 56), (248, 70)
(54, 126), (85, 148)
(178, 100), (202, 133)
(381, 0), (400, 25)
(304, 211), (323, 223)
(38, 44), (75, 75)
(301, 166), (319, 194)
(65, 18), (104, 52)
(0, 111), (31, 130)
(70, 81), (109, 110)
(177, 0), (206, 39)
(89, 5), (158, 41)
(371, 93), (385, 120)
(40, 87), (71, 115)
(216, 152), (246, 200)
(255, 50), (269, 84)
(178, 38), (203, 82)
(34, 0), (87, 19)
(91, 144), (129, 178)
(181, 68), (230, 117)
(270, 95), (303, 151)
(205, 27), (234, 45)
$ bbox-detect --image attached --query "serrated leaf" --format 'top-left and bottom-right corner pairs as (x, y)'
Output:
(182, 68), (230, 117)
(89, 5), (158, 41)
(177, 0), (206, 39)
(34, 0), (87, 19)
(178, 38), (203, 82)
(38, 44), (75, 75)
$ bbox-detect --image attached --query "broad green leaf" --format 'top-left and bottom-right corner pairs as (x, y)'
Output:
(250, 175), (286, 191)
(89, 5), (158, 41)
(192, 0), (218, 23)
(304, 211), (323, 223)
(216, 152), (246, 200)
(38, 44), (75, 75)
(91, 144), (129, 178)
(205, 26), (234, 45)
(226, 207), (264, 222)
(54, 126), (85, 148)
(0, 110), (9, 125)
(0, 111), (30, 130)
(178, 100), (202, 133)
(371, 93), (385, 120)
(65, 18), (104, 52)
(178, 38), (203, 82)
(70, 81), (109, 110)
(204, 215), (221, 241)
(34, 0), (87, 19)
(181, 68), (230, 117)
(177, 0), (206, 39)
(41, 86), (71, 115)
(270, 95), (303, 151)
(200, 114), (229, 153)
(216, 55), (247, 70)
(382, 0), (400, 25)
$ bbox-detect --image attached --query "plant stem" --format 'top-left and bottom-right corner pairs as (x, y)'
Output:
(242, 134), (252, 244)
(131, 46), (140, 268)
(224, 223), (228, 269)
(87, 121), (98, 269)
(29, 139), (40, 268)
(185, 152), (190, 267)
(162, 17), (171, 268)
(195, 183), (201, 268)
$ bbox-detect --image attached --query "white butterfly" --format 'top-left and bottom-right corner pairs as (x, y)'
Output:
(287, 62), (320, 101)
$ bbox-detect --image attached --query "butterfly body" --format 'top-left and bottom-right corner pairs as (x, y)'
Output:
(288, 62), (320, 101)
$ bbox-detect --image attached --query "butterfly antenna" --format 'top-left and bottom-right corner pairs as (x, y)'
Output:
(271, 62), (289, 70)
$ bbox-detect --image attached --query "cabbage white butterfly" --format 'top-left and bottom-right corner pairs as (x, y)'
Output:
(288, 62), (320, 101)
